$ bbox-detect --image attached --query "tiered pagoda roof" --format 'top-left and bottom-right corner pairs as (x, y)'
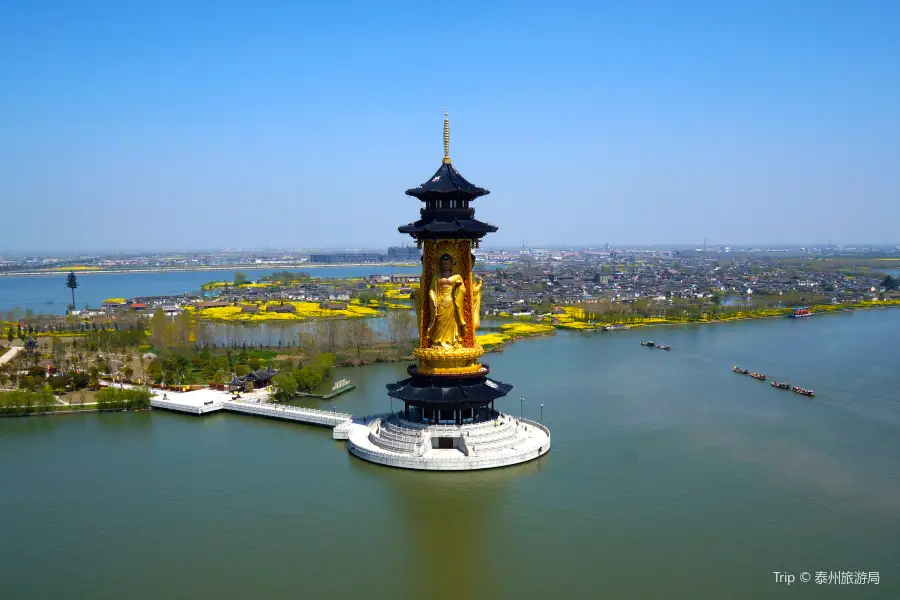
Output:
(387, 372), (513, 408)
(404, 162), (490, 201)
(399, 111), (498, 241)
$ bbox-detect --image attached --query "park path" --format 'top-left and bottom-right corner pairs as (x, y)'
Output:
(0, 346), (22, 365)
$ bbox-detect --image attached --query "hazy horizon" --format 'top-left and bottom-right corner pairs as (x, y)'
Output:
(2, 1), (898, 253)
(3, 241), (899, 259)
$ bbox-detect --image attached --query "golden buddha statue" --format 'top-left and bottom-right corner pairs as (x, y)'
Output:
(427, 253), (466, 347)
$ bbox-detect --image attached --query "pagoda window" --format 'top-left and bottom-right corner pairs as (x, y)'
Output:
(441, 199), (450, 209)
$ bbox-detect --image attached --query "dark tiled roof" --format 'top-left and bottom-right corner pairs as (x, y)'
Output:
(405, 162), (489, 201)
(386, 374), (512, 407)
(398, 216), (498, 237)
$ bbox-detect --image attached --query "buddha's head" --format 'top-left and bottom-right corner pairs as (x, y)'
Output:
(439, 253), (453, 272)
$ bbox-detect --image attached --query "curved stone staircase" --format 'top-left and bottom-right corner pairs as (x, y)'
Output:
(366, 413), (536, 457)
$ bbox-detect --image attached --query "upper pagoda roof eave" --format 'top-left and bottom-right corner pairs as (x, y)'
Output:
(404, 162), (490, 200)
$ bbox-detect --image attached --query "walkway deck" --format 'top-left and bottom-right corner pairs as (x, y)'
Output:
(0, 346), (22, 365)
(148, 388), (352, 428)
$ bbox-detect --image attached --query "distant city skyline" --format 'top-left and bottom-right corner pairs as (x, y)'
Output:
(2, 1), (898, 252)
(3, 241), (900, 261)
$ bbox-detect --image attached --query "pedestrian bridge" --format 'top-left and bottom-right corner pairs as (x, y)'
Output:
(149, 389), (352, 428)
(222, 399), (352, 427)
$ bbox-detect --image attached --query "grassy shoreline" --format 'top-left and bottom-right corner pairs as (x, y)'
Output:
(481, 299), (900, 349)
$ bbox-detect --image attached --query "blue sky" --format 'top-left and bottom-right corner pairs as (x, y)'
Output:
(1, 0), (898, 252)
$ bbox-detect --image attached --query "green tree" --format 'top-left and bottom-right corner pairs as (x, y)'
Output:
(296, 365), (323, 392)
(6, 327), (12, 344)
(271, 372), (298, 401)
(234, 271), (249, 285)
(234, 363), (250, 376)
(65, 272), (79, 313)
(39, 386), (55, 414)
(174, 311), (195, 346)
(51, 337), (66, 371)
(345, 319), (374, 358)
(150, 309), (174, 351)
(881, 274), (898, 290)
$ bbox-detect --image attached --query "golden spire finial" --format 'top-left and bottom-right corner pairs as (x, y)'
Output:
(442, 109), (451, 164)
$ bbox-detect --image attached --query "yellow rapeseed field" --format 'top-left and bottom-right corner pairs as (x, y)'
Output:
(188, 301), (380, 322)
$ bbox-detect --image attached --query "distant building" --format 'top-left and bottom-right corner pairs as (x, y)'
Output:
(319, 301), (348, 310)
(387, 246), (420, 260)
(309, 253), (384, 264)
(195, 301), (231, 310)
(265, 304), (296, 313)
(390, 274), (419, 284)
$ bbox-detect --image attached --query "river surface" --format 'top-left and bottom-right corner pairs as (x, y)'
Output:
(2, 309), (899, 599)
(0, 266), (421, 315)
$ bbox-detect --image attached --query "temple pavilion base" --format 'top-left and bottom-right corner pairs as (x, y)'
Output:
(346, 409), (550, 471)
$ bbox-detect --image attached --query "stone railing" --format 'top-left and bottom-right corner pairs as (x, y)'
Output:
(518, 416), (551, 442)
(150, 397), (221, 415)
(222, 400), (352, 426)
(348, 440), (548, 471)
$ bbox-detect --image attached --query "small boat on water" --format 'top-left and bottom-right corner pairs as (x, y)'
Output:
(771, 381), (790, 390)
(750, 372), (767, 381)
(655, 343), (671, 350)
(733, 366), (749, 374)
(792, 386), (814, 397)
(640, 341), (655, 347)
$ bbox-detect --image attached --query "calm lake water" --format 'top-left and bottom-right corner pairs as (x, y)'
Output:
(2, 309), (899, 599)
(0, 266), (421, 315)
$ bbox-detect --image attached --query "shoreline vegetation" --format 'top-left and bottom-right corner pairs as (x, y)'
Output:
(3, 269), (899, 411)
(463, 297), (900, 349)
(2, 297), (898, 419)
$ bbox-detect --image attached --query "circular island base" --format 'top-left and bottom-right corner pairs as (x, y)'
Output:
(345, 412), (550, 471)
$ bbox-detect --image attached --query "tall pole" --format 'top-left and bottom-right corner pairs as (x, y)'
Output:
(519, 397), (523, 418)
(540, 403), (544, 424)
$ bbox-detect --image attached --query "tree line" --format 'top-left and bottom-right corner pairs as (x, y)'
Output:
(95, 387), (151, 411)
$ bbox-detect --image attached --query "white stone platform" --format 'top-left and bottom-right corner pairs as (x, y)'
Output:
(148, 388), (352, 427)
(347, 412), (551, 471)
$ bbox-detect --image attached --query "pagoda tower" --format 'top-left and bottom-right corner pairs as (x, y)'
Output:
(387, 111), (512, 424)
(344, 112), (550, 470)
